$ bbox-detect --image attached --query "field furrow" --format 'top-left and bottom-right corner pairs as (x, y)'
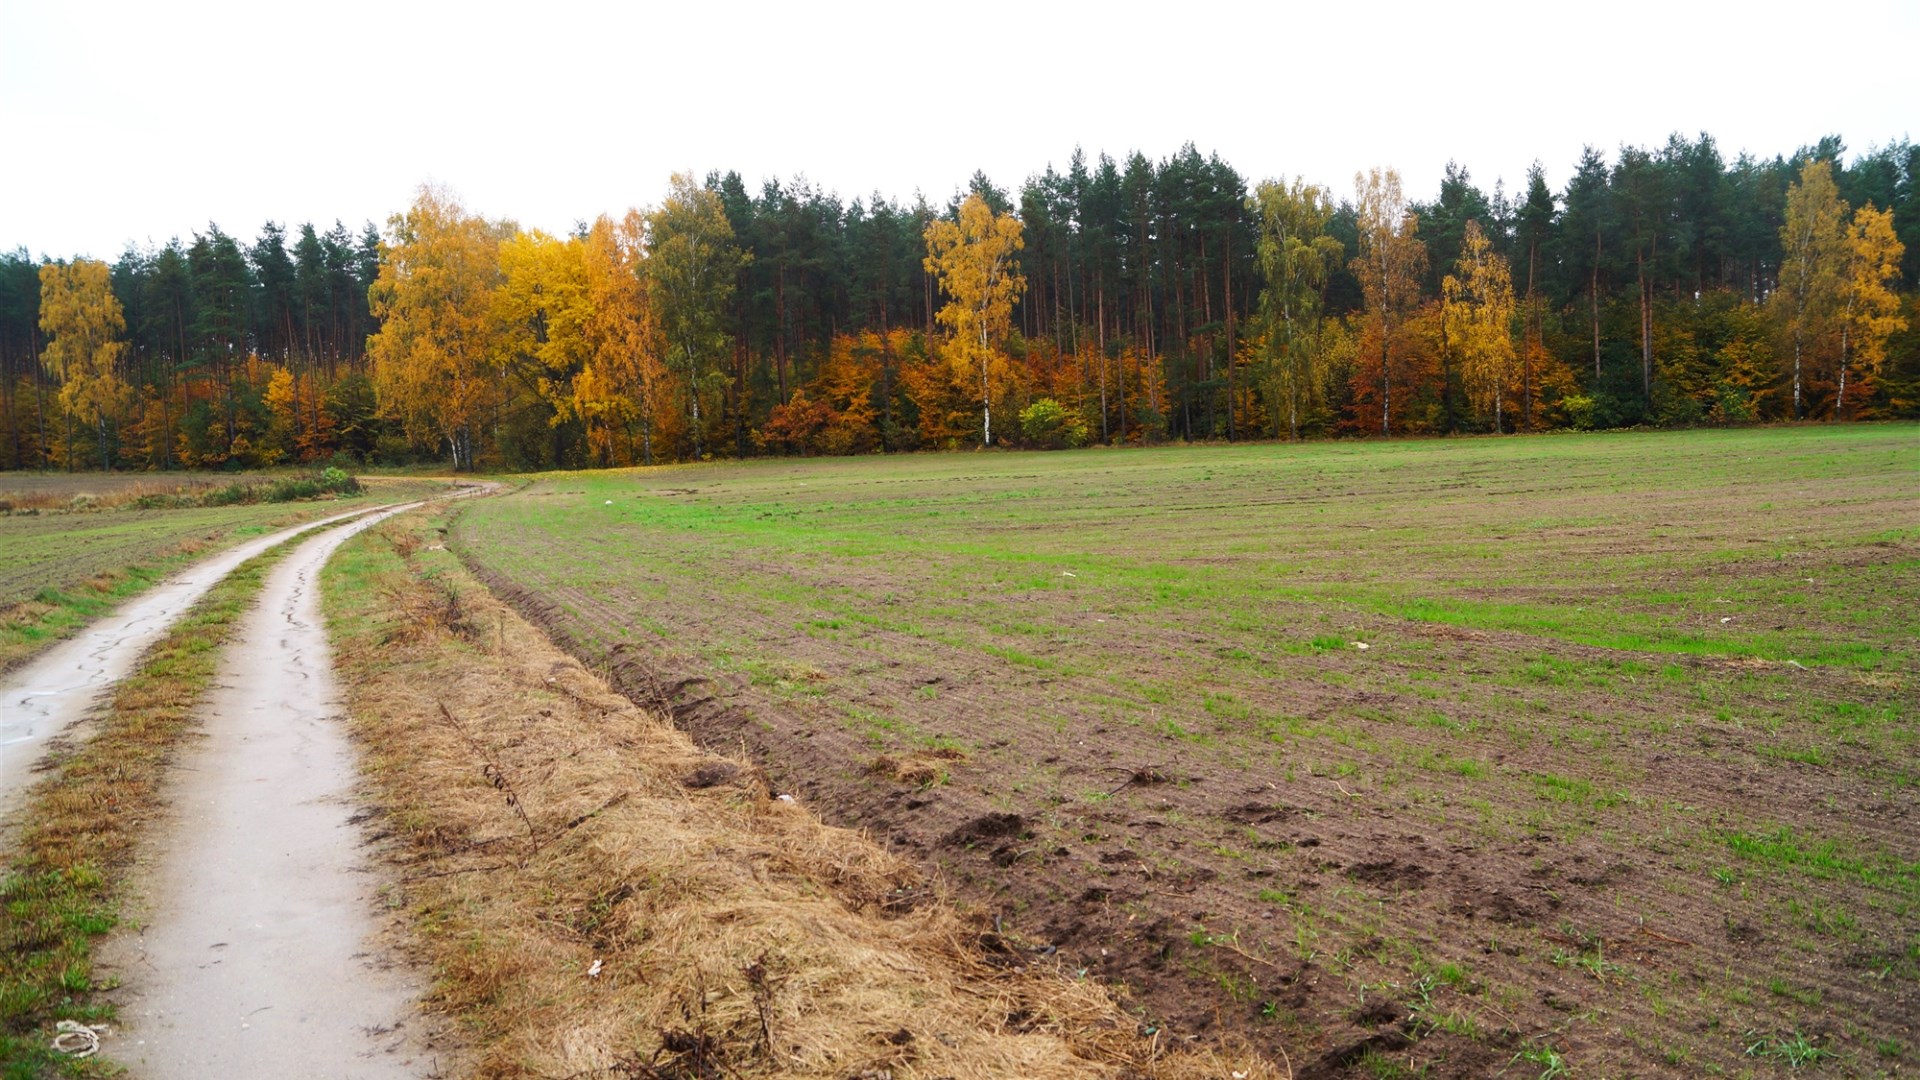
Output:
(455, 426), (1919, 1077)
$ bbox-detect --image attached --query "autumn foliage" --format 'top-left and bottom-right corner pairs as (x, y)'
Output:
(4, 137), (1916, 472)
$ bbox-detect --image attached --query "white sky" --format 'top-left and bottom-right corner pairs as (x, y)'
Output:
(3, 0), (1915, 261)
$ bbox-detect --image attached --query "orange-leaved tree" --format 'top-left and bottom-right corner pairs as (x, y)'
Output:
(494, 228), (591, 437)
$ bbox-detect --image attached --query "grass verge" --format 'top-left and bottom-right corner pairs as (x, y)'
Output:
(0, 550), (215, 675)
(323, 507), (1287, 1079)
(0, 538), (305, 1078)
(0, 477), (448, 674)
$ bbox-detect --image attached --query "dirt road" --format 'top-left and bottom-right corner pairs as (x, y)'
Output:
(106, 503), (434, 1078)
(0, 505), (378, 827)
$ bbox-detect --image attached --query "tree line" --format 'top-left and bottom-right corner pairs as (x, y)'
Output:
(4, 133), (1915, 471)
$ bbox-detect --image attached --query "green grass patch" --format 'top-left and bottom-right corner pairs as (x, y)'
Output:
(1724, 826), (1920, 897)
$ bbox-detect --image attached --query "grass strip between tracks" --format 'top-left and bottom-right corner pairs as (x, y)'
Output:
(0, 533), (311, 1078)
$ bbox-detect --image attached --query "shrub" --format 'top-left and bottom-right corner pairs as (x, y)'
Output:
(319, 466), (360, 494)
(1711, 380), (1757, 424)
(1019, 398), (1090, 449)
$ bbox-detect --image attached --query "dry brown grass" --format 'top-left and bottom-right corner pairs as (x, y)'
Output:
(866, 749), (966, 789)
(326, 515), (1290, 1080)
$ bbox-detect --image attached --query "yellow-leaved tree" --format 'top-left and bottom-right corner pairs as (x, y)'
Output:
(1838, 204), (1906, 416)
(646, 174), (745, 461)
(368, 185), (503, 470)
(924, 194), (1024, 447)
(1773, 160), (1848, 419)
(1251, 177), (1343, 440)
(1442, 219), (1518, 432)
(1351, 167), (1427, 436)
(494, 228), (592, 432)
(575, 211), (666, 465)
(39, 258), (133, 469)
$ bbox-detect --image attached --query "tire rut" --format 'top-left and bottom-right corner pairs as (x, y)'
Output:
(0, 505), (382, 830)
(102, 504), (433, 1079)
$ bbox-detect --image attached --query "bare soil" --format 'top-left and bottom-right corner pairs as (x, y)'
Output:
(452, 433), (1919, 1077)
(318, 507), (1280, 1079)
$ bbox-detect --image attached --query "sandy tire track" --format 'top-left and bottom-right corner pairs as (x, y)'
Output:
(0, 504), (382, 826)
(104, 503), (435, 1079)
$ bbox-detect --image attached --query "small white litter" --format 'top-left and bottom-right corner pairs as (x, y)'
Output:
(604, 500), (613, 505)
(1061, 571), (1077, 578)
(587, 958), (603, 978)
(776, 793), (795, 802)
(1720, 616), (1733, 624)
(52, 1020), (104, 1058)
(1351, 641), (1370, 651)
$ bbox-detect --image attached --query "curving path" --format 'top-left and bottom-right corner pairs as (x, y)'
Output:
(108, 501), (433, 1078)
(0, 505), (381, 826)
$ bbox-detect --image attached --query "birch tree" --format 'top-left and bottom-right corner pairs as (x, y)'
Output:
(1441, 220), (1518, 431)
(577, 211), (667, 465)
(367, 185), (502, 470)
(1773, 161), (1848, 419)
(924, 194), (1025, 446)
(39, 259), (133, 469)
(647, 174), (744, 460)
(1251, 178), (1342, 439)
(1351, 167), (1426, 436)
(1837, 204), (1906, 416)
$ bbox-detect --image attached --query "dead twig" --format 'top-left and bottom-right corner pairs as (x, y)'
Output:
(1105, 765), (1171, 797)
(437, 701), (540, 859)
(1635, 925), (1696, 948)
(400, 862), (516, 883)
(561, 791), (631, 832)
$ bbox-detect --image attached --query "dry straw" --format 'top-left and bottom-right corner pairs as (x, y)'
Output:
(336, 516), (1288, 1079)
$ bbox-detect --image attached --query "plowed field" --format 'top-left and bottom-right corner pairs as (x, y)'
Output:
(453, 426), (1918, 1078)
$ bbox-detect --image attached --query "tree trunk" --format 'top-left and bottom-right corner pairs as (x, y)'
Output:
(1097, 286), (1108, 443)
(880, 319), (895, 451)
(1836, 321), (1850, 419)
(1638, 238), (1655, 406)
(1591, 234), (1602, 380)
(1224, 227), (1236, 442)
(1524, 240), (1538, 431)
(1792, 329), (1803, 419)
(1379, 246), (1393, 438)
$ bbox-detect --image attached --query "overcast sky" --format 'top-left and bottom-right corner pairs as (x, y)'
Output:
(4, 0), (1914, 261)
